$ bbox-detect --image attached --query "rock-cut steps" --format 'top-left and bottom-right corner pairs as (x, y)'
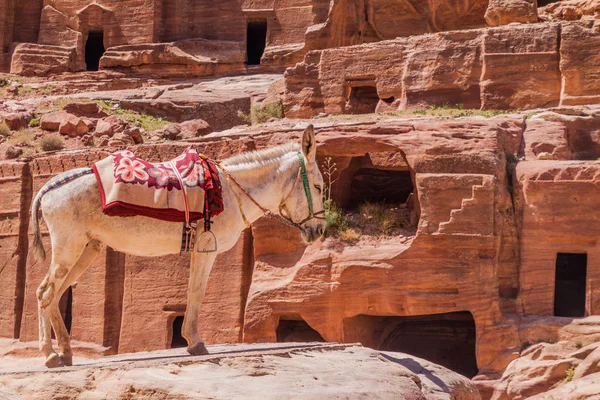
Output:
(438, 176), (495, 236)
(10, 43), (77, 76)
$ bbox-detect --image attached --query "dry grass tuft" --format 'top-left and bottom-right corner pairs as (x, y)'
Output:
(0, 122), (10, 137)
(39, 135), (65, 152)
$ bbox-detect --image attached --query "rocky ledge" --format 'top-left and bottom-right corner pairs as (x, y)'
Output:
(0, 342), (479, 400)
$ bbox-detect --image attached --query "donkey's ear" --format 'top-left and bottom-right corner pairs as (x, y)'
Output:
(302, 124), (316, 162)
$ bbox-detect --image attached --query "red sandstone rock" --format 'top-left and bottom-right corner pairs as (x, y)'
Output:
(94, 115), (127, 138)
(5, 146), (22, 159)
(560, 20), (600, 106)
(63, 102), (107, 119)
(0, 114), (598, 393)
(40, 111), (69, 131)
(58, 114), (88, 137)
(304, 0), (489, 51)
(0, 344), (480, 400)
(3, 113), (33, 131)
(161, 124), (181, 140)
(124, 127), (143, 144)
(485, 331), (600, 399)
(113, 132), (134, 145)
(10, 43), (78, 76)
(178, 119), (212, 138)
(540, 0), (600, 21)
(485, 0), (537, 26)
(80, 134), (94, 147)
(285, 21), (600, 117)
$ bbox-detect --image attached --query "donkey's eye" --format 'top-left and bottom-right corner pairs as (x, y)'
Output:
(314, 184), (322, 194)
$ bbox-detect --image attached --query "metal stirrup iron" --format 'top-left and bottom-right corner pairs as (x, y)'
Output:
(197, 197), (217, 253)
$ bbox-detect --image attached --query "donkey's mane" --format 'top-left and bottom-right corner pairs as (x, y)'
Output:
(221, 142), (300, 168)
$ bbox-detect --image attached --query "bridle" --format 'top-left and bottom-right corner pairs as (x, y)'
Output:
(221, 152), (326, 230)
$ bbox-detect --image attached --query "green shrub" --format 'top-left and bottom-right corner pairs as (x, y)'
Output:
(28, 117), (40, 128)
(324, 199), (346, 234)
(39, 135), (65, 152)
(252, 101), (284, 123)
(39, 85), (56, 94)
(237, 101), (284, 125)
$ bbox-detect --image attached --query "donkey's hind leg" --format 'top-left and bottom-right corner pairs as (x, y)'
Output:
(37, 239), (98, 368)
(52, 241), (102, 366)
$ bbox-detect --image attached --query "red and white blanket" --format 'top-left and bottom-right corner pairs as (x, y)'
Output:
(92, 147), (223, 222)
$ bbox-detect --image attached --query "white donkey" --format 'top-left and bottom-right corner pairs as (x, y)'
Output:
(31, 125), (325, 368)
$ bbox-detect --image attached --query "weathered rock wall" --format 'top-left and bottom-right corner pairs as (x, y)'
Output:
(1, 0), (542, 76)
(1, 113), (599, 378)
(285, 21), (600, 117)
(303, 0), (490, 51)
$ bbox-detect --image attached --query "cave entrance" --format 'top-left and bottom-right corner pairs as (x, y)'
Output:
(345, 312), (478, 377)
(246, 20), (267, 65)
(349, 168), (414, 209)
(554, 253), (587, 317)
(170, 315), (187, 348)
(85, 31), (105, 71)
(58, 286), (73, 335)
(276, 318), (325, 343)
(345, 85), (379, 114)
(537, 0), (561, 6)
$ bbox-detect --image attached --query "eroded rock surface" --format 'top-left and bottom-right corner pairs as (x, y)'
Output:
(0, 343), (480, 400)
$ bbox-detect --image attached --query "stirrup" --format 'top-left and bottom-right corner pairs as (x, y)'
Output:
(196, 230), (218, 253)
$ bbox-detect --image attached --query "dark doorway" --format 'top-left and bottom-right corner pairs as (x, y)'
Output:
(538, 0), (561, 6)
(246, 20), (267, 65)
(170, 316), (187, 348)
(345, 312), (478, 377)
(85, 31), (105, 71)
(345, 85), (379, 114)
(349, 168), (414, 208)
(58, 286), (73, 335)
(554, 253), (587, 317)
(276, 318), (325, 343)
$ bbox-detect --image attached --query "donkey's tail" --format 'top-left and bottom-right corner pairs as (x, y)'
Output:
(31, 167), (95, 262)
(31, 188), (46, 262)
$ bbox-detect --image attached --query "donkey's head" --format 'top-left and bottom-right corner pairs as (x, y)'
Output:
(280, 125), (325, 243)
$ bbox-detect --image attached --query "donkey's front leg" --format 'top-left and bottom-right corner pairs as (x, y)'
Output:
(183, 251), (217, 356)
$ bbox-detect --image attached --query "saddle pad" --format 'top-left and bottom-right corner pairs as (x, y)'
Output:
(91, 147), (223, 223)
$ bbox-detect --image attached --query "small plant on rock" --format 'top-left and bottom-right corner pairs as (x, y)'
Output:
(39, 135), (65, 152)
(237, 101), (284, 125)
(28, 117), (40, 128)
(520, 341), (532, 353)
(565, 366), (576, 383)
(321, 157), (338, 202)
(237, 110), (252, 125)
(252, 101), (284, 124)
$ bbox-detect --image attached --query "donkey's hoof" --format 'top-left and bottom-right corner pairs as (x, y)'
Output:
(45, 353), (65, 368)
(59, 353), (73, 366)
(187, 342), (209, 356)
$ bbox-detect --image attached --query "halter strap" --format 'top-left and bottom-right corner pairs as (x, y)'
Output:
(297, 153), (314, 216)
(216, 152), (325, 230)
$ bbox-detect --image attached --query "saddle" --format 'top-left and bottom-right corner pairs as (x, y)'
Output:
(91, 147), (223, 223)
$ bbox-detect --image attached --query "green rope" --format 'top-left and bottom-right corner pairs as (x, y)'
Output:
(297, 153), (314, 215)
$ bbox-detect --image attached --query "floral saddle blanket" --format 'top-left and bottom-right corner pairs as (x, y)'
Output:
(91, 147), (223, 223)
